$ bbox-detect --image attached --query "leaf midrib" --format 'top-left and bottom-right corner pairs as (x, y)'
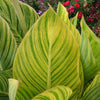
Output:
(47, 38), (52, 89)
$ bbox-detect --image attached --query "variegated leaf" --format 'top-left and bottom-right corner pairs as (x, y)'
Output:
(0, 69), (12, 94)
(0, 0), (39, 45)
(80, 17), (100, 79)
(0, 16), (16, 96)
(80, 32), (97, 81)
(0, 16), (16, 71)
(13, 8), (82, 99)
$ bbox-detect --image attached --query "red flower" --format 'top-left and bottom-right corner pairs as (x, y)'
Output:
(62, 2), (66, 6)
(78, 12), (82, 18)
(62, 1), (70, 6)
(65, 1), (70, 6)
(41, 0), (43, 1)
(75, 3), (80, 8)
(75, 0), (79, 1)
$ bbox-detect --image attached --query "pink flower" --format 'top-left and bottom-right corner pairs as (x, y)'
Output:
(87, 18), (94, 22)
(95, 4), (99, 8)
(37, 10), (42, 14)
(90, 13), (93, 16)
(78, 12), (82, 18)
(95, 14), (99, 19)
(75, 0), (79, 1)
(93, 29), (95, 32)
(41, 0), (43, 1)
(67, 6), (74, 13)
(92, 7), (96, 11)
(75, 3), (80, 8)
(95, 26), (99, 29)
(96, 33), (99, 37)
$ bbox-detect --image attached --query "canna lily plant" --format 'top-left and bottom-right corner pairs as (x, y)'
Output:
(0, 0), (100, 100)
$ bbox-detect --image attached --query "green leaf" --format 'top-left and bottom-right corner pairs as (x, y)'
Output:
(11, 0), (27, 34)
(82, 72), (100, 100)
(0, 16), (16, 96)
(32, 86), (72, 100)
(15, 82), (37, 100)
(70, 13), (78, 27)
(0, 69), (12, 94)
(0, 0), (39, 45)
(0, 16), (17, 71)
(80, 32), (97, 81)
(13, 8), (82, 99)
(80, 17), (100, 75)
(57, 3), (81, 45)
(9, 79), (19, 100)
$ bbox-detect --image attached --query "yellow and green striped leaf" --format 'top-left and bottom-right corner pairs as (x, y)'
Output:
(0, 69), (12, 95)
(32, 86), (72, 100)
(15, 83), (36, 100)
(80, 32), (97, 81)
(80, 17), (100, 76)
(70, 13), (78, 27)
(13, 8), (82, 99)
(0, 0), (39, 45)
(82, 72), (100, 100)
(0, 16), (16, 96)
(0, 16), (17, 71)
(57, 3), (81, 45)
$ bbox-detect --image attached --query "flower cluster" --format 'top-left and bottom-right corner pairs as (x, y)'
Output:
(87, 2), (100, 23)
(85, 0), (100, 37)
(62, 0), (82, 19)
(92, 26), (100, 37)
